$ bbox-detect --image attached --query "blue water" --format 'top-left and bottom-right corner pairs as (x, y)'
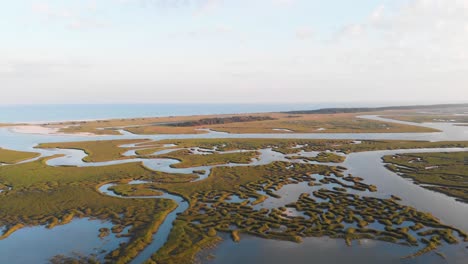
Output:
(0, 103), (396, 123)
(0, 104), (309, 123)
(0, 218), (128, 264)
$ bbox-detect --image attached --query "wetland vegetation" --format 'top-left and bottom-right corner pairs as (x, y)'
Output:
(108, 183), (165, 197)
(0, 155), (199, 263)
(1, 124), (468, 263)
(155, 149), (260, 168)
(147, 161), (466, 263)
(36, 111), (439, 136)
(167, 116), (275, 127)
(383, 152), (468, 203)
(0, 148), (40, 164)
(286, 152), (346, 163)
(283, 103), (468, 115)
(141, 138), (468, 155)
(37, 139), (149, 162)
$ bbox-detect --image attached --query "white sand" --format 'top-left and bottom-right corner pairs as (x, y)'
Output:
(9, 125), (95, 137)
(272, 128), (294, 132)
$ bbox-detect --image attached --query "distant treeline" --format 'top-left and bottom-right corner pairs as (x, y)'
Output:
(167, 116), (275, 127)
(283, 103), (468, 115)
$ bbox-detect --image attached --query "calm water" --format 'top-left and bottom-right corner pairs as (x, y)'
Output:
(0, 218), (128, 264)
(206, 234), (467, 264)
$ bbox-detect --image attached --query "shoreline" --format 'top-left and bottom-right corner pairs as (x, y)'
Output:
(8, 125), (96, 137)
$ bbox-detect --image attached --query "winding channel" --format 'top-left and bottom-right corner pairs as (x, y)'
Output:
(98, 181), (189, 264)
(0, 115), (467, 263)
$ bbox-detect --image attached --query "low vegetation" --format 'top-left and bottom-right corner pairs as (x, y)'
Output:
(383, 152), (468, 203)
(287, 152), (346, 163)
(37, 139), (149, 162)
(0, 148), (40, 164)
(167, 116), (275, 127)
(144, 138), (468, 155)
(0, 156), (198, 263)
(38, 111), (439, 135)
(283, 103), (468, 115)
(146, 161), (466, 263)
(155, 149), (259, 168)
(109, 184), (164, 197)
(1, 138), (467, 263)
(174, 113), (438, 134)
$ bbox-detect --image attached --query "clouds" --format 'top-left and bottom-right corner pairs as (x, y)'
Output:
(31, 1), (109, 30)
(295, 27), (314, 40)
(271, 0), (296, 7)
(0, 0), (467, 104)
(327, 1), (466, 58)
(341, 0), (468, 47)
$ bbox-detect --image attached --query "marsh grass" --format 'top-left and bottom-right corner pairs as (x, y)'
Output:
(46, 112), (438, 135)
(155, 149), (259, 168)
(0, 156), (197, 263)
(37, 139), (149, 162)
(0, 148), (40, 164)
(1, 138), (467, 263)
(148, 159), (466, 263)
(383, 152), (468, 203)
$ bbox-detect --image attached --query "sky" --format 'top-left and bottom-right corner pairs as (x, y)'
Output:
(1, 0), (468, 104)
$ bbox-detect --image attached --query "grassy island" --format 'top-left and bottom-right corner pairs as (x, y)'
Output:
(109, 184), (165, 197)
(0, 148), (40, 164)
(37, 139), (150, 162)
(287, 152), (346, 163)
(155, 149), (260, 168)
(383, 152), (468, 203)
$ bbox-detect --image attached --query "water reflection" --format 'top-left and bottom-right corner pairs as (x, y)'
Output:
(0, 218), (128, 264)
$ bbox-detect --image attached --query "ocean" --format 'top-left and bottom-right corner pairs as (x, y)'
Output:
(0, 103), (374, 123)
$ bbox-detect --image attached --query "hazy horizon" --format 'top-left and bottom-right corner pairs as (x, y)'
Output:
(2, 0), (467, 104)
(1, 101), (467, 107)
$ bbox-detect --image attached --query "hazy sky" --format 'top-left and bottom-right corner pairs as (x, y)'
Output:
(1, 0), (467, 104)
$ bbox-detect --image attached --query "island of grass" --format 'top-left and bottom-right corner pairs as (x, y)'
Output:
(167, 116), (276, 127)
(287, 152), (346, 163)
(155, 149), (259, 168)
(0, 148), (40, 164)
(109, 183), (165, 197)
(383, 152), (468, 203)
(37, 139), (150, 162)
